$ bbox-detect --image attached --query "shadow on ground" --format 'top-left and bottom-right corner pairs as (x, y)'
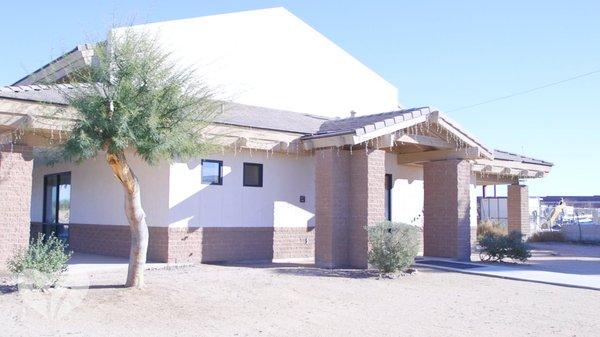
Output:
(0, 282), (126, 294)
(473, 242), (600, 276)
(271, 267), (379, 279)
(209, 261), (436, 279)
(209, 261), (379, 278)
(0, 284), (17, 294)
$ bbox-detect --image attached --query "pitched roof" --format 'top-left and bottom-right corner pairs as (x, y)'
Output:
(0, 84), (71, 104)
(0, 84), (553, 167)
(308, 107), (429, 138)
(12, 44), (96, 86)
(218, 102), (330, 134)
(0, 84), (328, 134)
(304, 106), (496, 159)
(493, 150), (553, 166)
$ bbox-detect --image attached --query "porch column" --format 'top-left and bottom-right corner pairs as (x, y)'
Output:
(348, 148), (385, 267)
(507, 184), (530, 236)
(423, 159), (472, 260)
(0, 144), (34, 268)
(315, 147), (385, 268)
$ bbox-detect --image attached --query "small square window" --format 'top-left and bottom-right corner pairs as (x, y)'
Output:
(201, 160), (223, 185)
(243, 163), (263, 187)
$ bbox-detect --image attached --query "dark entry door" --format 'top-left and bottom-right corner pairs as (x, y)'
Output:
(385, 174), (392, 221)
(42, 172), (71, 243)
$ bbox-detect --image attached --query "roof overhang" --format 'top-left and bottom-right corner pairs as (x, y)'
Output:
(0, 97), (76, 146)
(302, 107), (493, 159)
(0, 96), (553, 183)
(0, 96), (309, 155)
(473, 158), (552, 185)
(300, 106), (553, 183)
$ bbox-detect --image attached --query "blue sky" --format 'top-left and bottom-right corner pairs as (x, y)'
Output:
(1, 1), (599, 196)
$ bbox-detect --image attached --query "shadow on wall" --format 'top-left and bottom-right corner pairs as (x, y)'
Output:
(0, 146), (34, 183)
(167, 178), (315, 264)
(167, 221), (316, 264)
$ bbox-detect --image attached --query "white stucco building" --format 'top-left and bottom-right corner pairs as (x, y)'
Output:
(0, 8), (552, 267)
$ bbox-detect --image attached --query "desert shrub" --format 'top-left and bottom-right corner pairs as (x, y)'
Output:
(479, 231), (531, 262)
(7, 233), (72, 289)
(477, 219), (507, 238)
(366, 221), (420, 274)
(528, 231), (566, 243)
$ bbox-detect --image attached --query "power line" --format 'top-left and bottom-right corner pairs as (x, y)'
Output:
(448, 68), (600, 112)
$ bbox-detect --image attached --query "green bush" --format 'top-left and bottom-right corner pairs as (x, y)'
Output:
(528, 231), (566, 243)
(477, 219), (507, 238)
(479, 231), (531, 262)
(366, 221), (421, 274)
(7, 233), (72, 289)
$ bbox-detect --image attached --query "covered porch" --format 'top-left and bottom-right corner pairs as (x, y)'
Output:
(303, 107), (552, 267)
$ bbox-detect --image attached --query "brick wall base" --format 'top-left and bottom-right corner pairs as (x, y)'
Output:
(32, 223), (315, 264)
(0, 145), (33, 269)
(167, 226), (315, 263)
(63, 223), (170, 262)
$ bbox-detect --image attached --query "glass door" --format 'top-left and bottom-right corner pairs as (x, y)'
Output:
(385, 174), (392, 221)
(42, 172), (71, 243)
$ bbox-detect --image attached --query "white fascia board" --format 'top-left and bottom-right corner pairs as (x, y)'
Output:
(475, 158), (552, 173)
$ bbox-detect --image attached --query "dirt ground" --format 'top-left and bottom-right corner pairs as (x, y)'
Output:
(1, 261), (599, 337)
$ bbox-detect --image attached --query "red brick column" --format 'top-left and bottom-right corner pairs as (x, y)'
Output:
(315, 148), (351, 268)
(507, 184), (530, 236)
(348, 148), (385, 267)
(315, 147), (385, 268)
(423, 159), (472, 260)
(0, 145), (34, 268)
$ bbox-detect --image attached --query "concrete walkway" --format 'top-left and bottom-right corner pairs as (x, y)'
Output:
(67, 244), (600, 291)
(67, 253), (190, 275)
(416, 243), (600, 291)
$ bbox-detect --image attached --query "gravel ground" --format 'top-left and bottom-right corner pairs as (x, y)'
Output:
(1, 262), (599, 337)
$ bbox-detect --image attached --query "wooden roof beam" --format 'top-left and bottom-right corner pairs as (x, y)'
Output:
(397, 147), (480, 164)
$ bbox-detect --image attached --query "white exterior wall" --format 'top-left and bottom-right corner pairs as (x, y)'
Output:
(168, 151), (315, 228)
(30, 152), (170, 227)
(116, 7), (398, 117)
(385, 153), (424, 225)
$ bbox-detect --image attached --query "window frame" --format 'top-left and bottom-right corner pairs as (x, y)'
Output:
(201, 159), (223, 185)
(243, 162), (263, 187)
(42, 171), (71, 243)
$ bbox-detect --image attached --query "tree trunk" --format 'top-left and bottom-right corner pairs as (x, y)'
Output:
(107, 152), (149, 289)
